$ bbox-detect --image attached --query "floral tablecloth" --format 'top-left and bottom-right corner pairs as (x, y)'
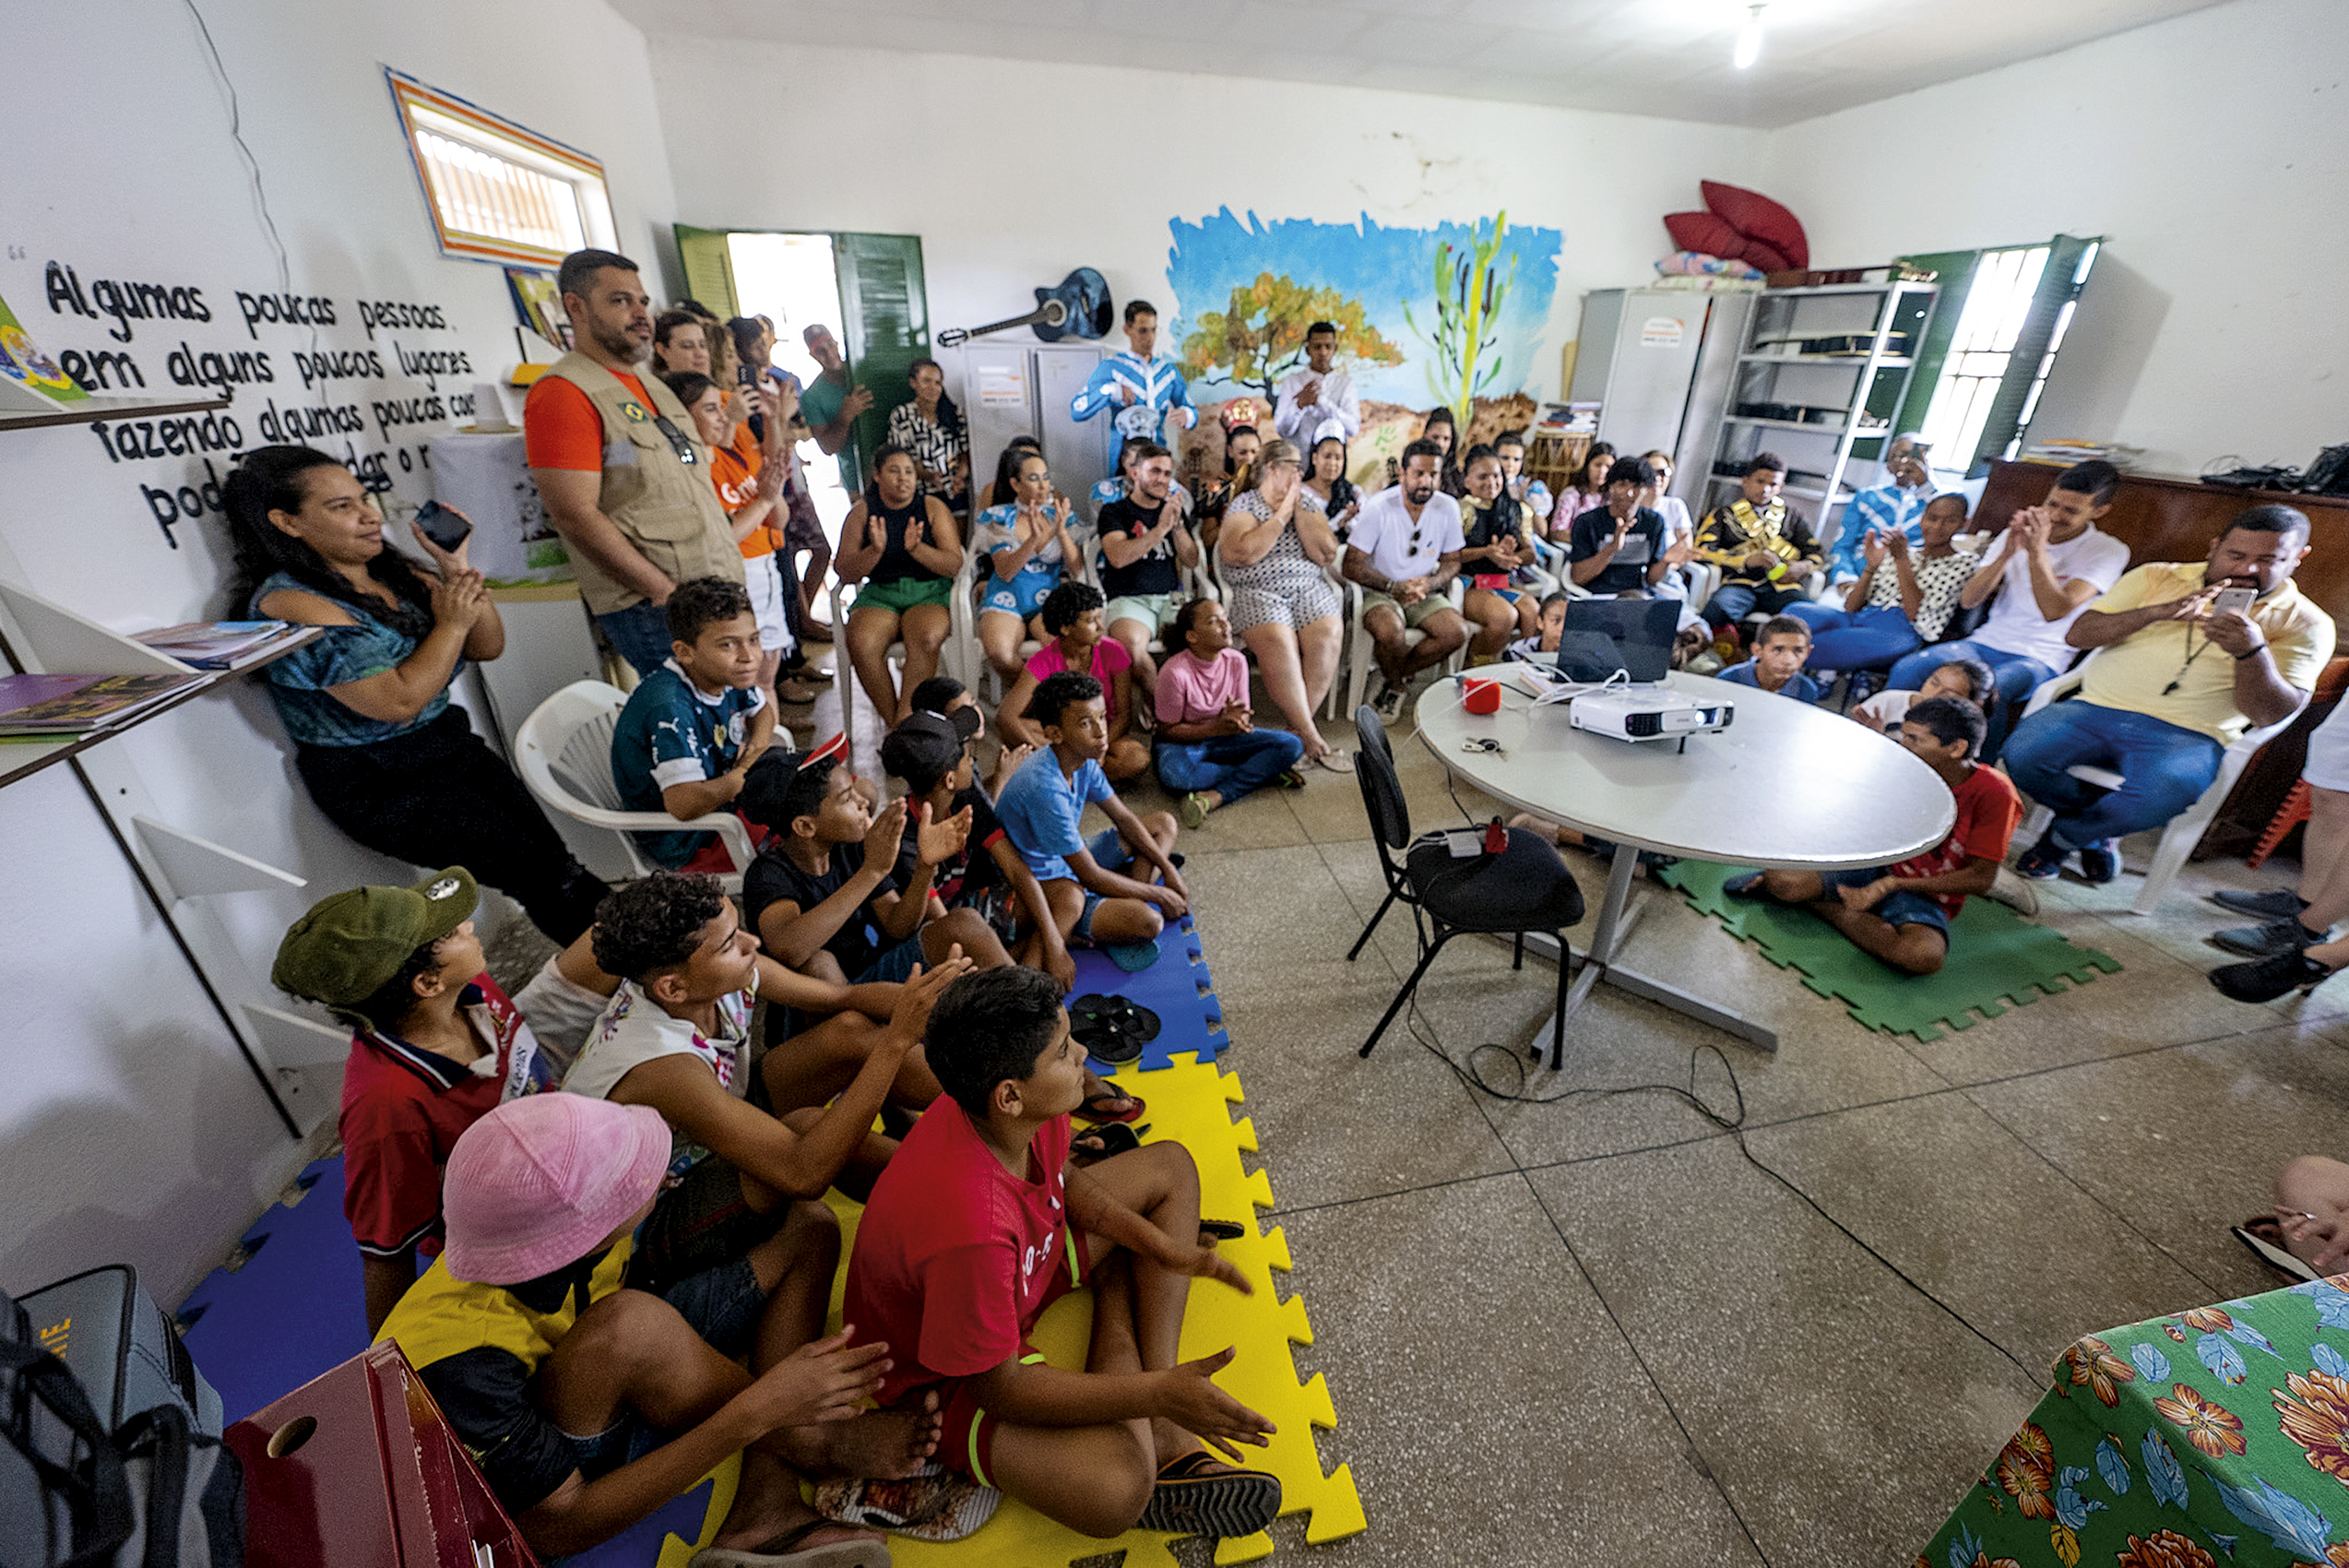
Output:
(1920, 1276), (2349, 1568)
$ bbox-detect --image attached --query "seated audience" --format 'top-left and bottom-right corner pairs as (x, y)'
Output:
(1716, 615), (1823, 704)
(1850, 656), (1996, 735)
(976, 435), (1072, 516)
(610, 576), (776, 873)
(1884, 459), (2134, 755)
(998, 582), (1150, 783)
(1570, 457), (1688, 602)
(1493, 432), (1555, 530)
(1344, 439), (1469, 721)
(842, 966), (1278, 1542)
(1636, 449), (1692, 552)
(651, 309), (710, 378)
(884, 356), (969, 519)
(665, 371), (817, 705)
(1459, 444), (1546, 657)
(972, 448), (1081, 684)
(1787, 493), (1978, 678)
(1197, 422), (1262, 553)
(377, 1093), (936, 1559)
(2010, 503), (2333, 883)
(1549, 442), (1615, 540)
(1303, 434), (1362, 540)
(743, 751), (995, 985)
(1216, 437), (1348, 767)
(273, 867), (606, 1333)
(1825, 439), (1936, 587)
(1273, 320), (1361, 455)
(837, 445), (962, 726)
(1695, 452), (1823, 627)
(1507, 591), (1573, 663)
(882, 707), (1076, 986)
(908, 673), (1030, 797)
(1155, 598), (1307, 826)
(1094, 443), (1200, 693)
(227, 445), (605, 943)
(1415, 405), (1467, 498)
(1724, 696), (2020, 975)
(997, 671), (1189, 950)
(1090, 434), (1195, 520)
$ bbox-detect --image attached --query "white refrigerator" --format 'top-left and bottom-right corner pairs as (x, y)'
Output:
(1568, 288), (1755, 515)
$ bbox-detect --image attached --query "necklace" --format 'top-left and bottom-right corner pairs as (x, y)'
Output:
(2162, 623), (2217, 696)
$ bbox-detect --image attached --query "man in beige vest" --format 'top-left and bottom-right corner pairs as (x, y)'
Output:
(526, 248), (743, 677)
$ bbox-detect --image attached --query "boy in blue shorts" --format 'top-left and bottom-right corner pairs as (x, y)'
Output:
(609, 576), (776, 871)
(995, 671), (1187, 950)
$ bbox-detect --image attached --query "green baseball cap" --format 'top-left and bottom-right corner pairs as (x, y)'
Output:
(273, 867), (479, 1006)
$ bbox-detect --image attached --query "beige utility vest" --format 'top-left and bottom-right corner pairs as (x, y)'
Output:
(536, 352), (742, 613)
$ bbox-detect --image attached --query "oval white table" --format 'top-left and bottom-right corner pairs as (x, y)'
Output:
(1415, 667), (1956, 1057)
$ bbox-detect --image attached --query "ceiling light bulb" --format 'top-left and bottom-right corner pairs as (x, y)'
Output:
(1733, 4), (1765, 69)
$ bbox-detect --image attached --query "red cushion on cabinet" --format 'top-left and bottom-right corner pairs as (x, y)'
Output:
(1702, 181), (1809, 269)
(1735, 236), (1792, 272)
(1664, 210), (1743, 258)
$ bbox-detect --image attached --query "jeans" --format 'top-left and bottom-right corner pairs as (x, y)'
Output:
(1703, 581), (1809, 624)
(1155, 731), (1306, 803)
(2003, 700), (2224, 849)
(1886, 638), (2066, 762)
(1784, 602), (1921, 671)
(595, 601), (676, 680)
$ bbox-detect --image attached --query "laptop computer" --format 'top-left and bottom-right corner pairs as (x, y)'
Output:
(1550, 598), (1679, 684)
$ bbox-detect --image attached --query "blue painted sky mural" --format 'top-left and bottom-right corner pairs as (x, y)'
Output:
(1164, 208), (1562, 417)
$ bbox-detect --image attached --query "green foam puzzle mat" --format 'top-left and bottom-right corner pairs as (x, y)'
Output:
(1655, 860), (2122, 1042)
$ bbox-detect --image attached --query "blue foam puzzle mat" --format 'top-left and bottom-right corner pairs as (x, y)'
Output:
(1072, 913), (1229, 1074)
(562, 1477), (721, 1568)
(178, 1157), (375, 1427)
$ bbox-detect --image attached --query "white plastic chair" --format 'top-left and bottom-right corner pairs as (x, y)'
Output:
(831, 551), (977, 752)
(1343, 577), (1470, 719)
(515, 680), (755, 893)
(2013, 650), (2296, 915)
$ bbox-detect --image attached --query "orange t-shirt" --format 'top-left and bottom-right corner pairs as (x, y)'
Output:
(712, 423), (776, 560)
(521, 370), (653, 471)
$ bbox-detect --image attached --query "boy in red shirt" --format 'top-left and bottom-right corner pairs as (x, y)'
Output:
(1723, 696), (2022, 974)
(843, 967), (1281, 1541)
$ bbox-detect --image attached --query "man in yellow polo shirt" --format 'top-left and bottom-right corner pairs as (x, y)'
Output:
(2008, 505), (2334, 885)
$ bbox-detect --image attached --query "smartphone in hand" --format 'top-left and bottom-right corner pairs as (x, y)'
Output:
(2212, 585), (2258, 619)
(414, 499), (473, 552)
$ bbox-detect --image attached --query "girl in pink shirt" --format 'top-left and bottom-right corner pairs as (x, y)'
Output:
(1152, 598), (1306, 827)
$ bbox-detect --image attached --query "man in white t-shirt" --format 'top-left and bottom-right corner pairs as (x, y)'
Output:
(1884, 460), (2132, 756)
(1273, 322), (1361, 454)
(1344, 439), (1467, 720)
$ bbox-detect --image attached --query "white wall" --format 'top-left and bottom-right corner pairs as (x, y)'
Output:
(1759, 0), (2349, 477)
(0, 0), (678, 1302)
(649, 39), (1762, 407)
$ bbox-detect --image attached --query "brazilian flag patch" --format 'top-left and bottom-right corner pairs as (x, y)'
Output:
(620, 400), (650, 422)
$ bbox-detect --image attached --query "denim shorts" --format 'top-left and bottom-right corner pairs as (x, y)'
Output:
(1817, 867), (1950, 937)
(1068, 827), (1133, 941)
(853, 932), (928, 983)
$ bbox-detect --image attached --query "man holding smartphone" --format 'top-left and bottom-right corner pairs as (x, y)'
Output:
(2005, 503), (2334, 885)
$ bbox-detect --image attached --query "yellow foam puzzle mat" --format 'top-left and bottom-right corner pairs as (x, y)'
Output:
(644, 1053), (1365, 1568)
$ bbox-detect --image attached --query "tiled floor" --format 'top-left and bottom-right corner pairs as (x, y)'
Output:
(479, 693), (2343, 1568)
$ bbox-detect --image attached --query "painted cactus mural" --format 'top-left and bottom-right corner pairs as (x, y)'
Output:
(1405, 211), (1518, 423)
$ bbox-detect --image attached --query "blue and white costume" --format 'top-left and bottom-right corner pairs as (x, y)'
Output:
(1071, 350), (1198, 463)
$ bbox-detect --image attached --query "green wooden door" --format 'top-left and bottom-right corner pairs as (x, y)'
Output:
(833, 232), (930, 490)
(671, 225), (739, 319)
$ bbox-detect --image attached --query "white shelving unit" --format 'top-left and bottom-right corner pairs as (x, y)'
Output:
(0, 576), (345, 1136)
(1699, 280), (1939, 547)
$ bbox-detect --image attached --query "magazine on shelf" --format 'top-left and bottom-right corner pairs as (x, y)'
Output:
(132, 620), (297, 667)
(0, 672), (208, 737)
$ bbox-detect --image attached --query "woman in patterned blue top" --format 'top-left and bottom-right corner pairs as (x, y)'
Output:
(225, 445), (606, 942)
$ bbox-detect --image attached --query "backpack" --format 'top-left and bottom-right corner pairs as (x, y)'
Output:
(0, 1285), (243, 1568)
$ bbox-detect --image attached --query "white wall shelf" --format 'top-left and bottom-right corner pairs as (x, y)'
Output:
(0, 391), (233, 434)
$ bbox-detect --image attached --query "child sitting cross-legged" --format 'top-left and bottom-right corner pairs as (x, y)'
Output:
(1722, 696), (2022, 975)
(995, 670), (1190, 952)
(996, 582), (1152, 785)
(1716, 614), (1824, 704)
(844, 966), (1282, 1541)
(610, 576), (777, 873)
(378, 1092), (938, 1563)
(273, 865), (617, 1335)
(1152, 596), (1306, 829)
(563, 871), (972, 1316)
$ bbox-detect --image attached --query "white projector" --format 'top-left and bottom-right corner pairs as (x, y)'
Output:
(1568, 686), (1735, 744)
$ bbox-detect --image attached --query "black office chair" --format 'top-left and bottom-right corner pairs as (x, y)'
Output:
(1346, 706), (1588, 1066)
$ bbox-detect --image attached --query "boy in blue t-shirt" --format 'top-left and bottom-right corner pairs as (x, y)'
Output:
(995, 671), (1187, 950)
(1717, 614), (1824, 705)
(610, 576), (776, 869)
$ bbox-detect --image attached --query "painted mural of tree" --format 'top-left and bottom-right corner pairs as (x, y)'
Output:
(1177, 272), (1405, 409)
(1405, 211), (1518, 424)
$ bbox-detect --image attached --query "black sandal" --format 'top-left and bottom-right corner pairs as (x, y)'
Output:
(1137, 1449), (1282, 1538)
(1071, 1122), (1146, 1161)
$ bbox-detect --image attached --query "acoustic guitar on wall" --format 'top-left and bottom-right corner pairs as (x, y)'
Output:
(937, 267), (1113, 347)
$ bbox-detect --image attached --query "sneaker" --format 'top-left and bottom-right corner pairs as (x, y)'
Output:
(2077, 839), (2121, 884)
(2210, 948), (2337, 1004)
(2212, 917), (2329, 957)
(2213, 888), (2308, 919)
(1372, 682), (1406, 723)
(1985, 866), (2041, 917)
(1179, 792), (1210, 830)
(2014, 831), (2070, 880)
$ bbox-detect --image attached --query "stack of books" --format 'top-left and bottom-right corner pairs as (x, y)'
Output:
(0, 672), (209, 740)
(132, 619), (305, 669)
(2023, 438), (2143, 469)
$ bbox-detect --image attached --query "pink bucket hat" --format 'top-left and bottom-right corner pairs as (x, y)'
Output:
(441, 1095), (672, 1286)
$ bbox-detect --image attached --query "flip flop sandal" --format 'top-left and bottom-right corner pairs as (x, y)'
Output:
(1312, 750), (1355, 773)
(814, 1461), (1002, 1543)
(1107, 940), (1162, 972)
(2234, 1216), (2323, 1282)
(686, 1519), (891, 1568)
(1137, 1450), (1283, 1538)
(1723, 872), (1769, 898)
(1274, 767), (1311, 789)
(1076, 1088), (1147, 1125)
(1069, 995), (1163, 1063)
(1072, 1122), (1147, 1161)
(1198, 1218), (1246, 1242)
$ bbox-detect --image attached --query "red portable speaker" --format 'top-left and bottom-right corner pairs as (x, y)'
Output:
(1463, 677), (1501, 716)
